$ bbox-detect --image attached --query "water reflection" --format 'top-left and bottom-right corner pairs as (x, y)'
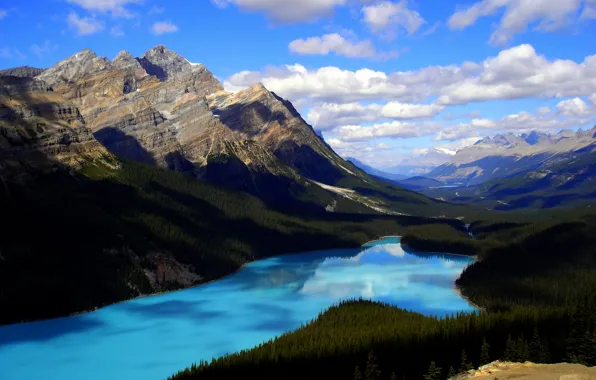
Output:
(0, 238), (475, 380)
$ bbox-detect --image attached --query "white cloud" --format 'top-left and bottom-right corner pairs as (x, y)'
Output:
(589, 93), (596, 105)
(30, 40), (58, 59)
(67, 12), (104, 35)
(435, 106), (596, 141)
(65, 0), (141, 18)
(110, 25), (125, 37)
(556, 97), (592, 117)
(225, 44), (596, 106)
(288, 33), (398, 59)
(335, 121), (441, 141)
(434, 138), (483, 155)
(307, 101), (444, 130)
(537, 106), (552, 115)
(448, 0), (584, 46)
(211, 0), (346, 23)
(0, 9), (7, 20)
(362, 1), (425, 38)
(151, 21), (179, 35)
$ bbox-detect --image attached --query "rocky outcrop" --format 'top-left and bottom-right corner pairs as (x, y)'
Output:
(454, 361), (596, 379)
(0, 66), (45, 78)
(137, 45), (192, 81)
(36, 49), (111, 86)
(0, 75), (111, 181)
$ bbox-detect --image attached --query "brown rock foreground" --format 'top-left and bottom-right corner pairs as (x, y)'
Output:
(455, 361), (596, 380)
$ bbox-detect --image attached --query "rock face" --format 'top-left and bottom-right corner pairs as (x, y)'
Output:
(36, 49), (111, 85)
(27, 46), (361, 194)
(0, 66), (45, 78)
(137, 45), (192, 81)
(5, 45), (444, 214)
(0, 75), (111, 182)
(454, 361), (596, 379)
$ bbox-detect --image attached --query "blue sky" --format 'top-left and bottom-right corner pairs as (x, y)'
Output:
(1, 0), (596, 168)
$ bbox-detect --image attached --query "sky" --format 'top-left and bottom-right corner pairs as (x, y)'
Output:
(1, 0), (596, 169)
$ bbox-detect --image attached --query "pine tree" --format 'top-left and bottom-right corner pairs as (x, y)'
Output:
(423, 361), (442, 380)
(516, 334), (529, 362)
(364, 350), (381, 380)
(447, 366), (457, 378)
(479, 337), (491, 365)
(354, 365), (363, 380)
(459, 349), (473, 373)
(504, 335), (517, 362)
(529, 328), (548, 363)
(567, 299), (590, 362)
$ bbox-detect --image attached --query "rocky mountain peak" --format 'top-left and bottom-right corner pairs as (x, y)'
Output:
(112, 50), (146, 76)
(113, 50), (134, 61)
(35, 48), (111, 85)
(522, 130), (551, 145)
(137, 45), (191, 81)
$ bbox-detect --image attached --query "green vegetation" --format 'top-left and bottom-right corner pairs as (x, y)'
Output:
(170, 209), (596, 380)
(0, 160), (465, 325)
(401, 224), (479, 256)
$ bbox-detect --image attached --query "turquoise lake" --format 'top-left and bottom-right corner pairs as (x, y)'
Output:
(0, 237), (475, 380)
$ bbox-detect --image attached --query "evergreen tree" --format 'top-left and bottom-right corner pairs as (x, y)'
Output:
(567, 299), (590, 362)
(479, 337), (491, 365)
(364, 350), (381, 380)
(516, 334), (529, 362)
(423, 361), (442, 380)
(504, 335), (517, 362)
(529, 328), (548, 363)
(390, 372), (397, 380)
(354, 365), (363, 380)
(447, 366), (457, 378)
(459, 349), (473, 373)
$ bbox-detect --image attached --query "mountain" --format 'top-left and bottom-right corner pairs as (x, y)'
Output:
(423, 145), (596, 210)
(427, 129), (596, 186)
(0, 46), (480, 324)
(0, 75), (112, 183)
(346, 157), (407, 181)
(0, 45), (471, 217)
(0, 66), (45, 78)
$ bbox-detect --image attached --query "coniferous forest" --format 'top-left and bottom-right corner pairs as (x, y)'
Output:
(0, 159), (464, 325)
(170, 211), (596, 380)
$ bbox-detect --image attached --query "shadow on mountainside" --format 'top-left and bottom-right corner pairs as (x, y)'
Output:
(94, 127), (157, 165)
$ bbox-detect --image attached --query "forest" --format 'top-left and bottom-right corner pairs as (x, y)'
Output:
(170, 209), (596, 380)
(0, 159), (464, 325)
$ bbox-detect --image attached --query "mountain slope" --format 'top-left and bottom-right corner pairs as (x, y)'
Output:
(7, 45), (473, 217)
(423, 146), (596, 210)
(428, 129), (596, 186)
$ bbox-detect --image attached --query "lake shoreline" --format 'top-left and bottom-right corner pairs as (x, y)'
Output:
(2, 236), (475, 327)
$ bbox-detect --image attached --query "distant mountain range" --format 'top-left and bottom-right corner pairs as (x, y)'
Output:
(427, 129), (596, 186)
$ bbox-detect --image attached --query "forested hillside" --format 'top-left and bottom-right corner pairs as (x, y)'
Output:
(170, 210), (596, 380)
(0, 159), (466, 325)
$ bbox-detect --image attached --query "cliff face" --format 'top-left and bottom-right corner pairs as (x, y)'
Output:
(25, 46), (363, 200)
(0, 76), (110, 182)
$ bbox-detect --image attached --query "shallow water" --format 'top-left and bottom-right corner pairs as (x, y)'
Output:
(0, 237), (475, 380)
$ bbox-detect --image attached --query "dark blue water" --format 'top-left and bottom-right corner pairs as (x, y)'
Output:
(0, 237), (475, 380)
